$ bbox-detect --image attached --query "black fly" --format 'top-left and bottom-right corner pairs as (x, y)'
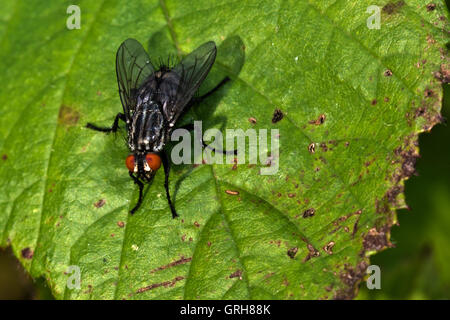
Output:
(86, 39), (230, 218)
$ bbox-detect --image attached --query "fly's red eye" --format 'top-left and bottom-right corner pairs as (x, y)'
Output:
(125, 155), (135, 172)
(146, 153), (161, 171)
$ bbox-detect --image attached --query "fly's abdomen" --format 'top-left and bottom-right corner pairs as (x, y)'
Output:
(129, 102), (165, 152)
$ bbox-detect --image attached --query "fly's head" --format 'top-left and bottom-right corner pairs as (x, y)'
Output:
(125, 152), (162, 182)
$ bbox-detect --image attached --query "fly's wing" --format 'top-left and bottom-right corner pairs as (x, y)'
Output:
(165, 41), (217, 124)
(116, 38), (155, 121)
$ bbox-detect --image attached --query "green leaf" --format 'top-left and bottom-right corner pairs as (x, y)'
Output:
(0, 0), (447, 299)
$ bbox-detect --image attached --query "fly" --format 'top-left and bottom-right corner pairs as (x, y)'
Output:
(86, 39), (232, 218)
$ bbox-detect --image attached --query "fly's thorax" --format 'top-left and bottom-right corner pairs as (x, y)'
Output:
(158, 70), (181, 123)
(141, 69), (182, 124)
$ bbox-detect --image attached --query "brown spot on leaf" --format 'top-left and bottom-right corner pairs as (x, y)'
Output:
(424, 89), (434, 98)
(136, 276), (185, 293)
(382, 1), (405, 14)
(225, 190), (239, 196)
(371, 99), (377, 106)
(323, 241), (335, 255)
(229, 270), (243, 280)
(231, 157), (238, 170)
(194, 221), (200, 228)
(384, 69), (393, 77)
(309, 114), (326, 125)
(264, 272), (275, 280)
(302, 208), (315, 218)
(287, 247), (298, 259)
(335, 261), (368, 300)
(427, 35), (436, 44)
(21, 248), (33, 260)
(352, 216), (361, 238)
(271, 109), (284, 123)
(426, 3), (436, 11)
(150, 256), (192, 274)
(1, 154), (7, 161)
(248, 117), (257, 124)
(434, 64), (450, 83)
(58, 105), (80, 126)
(117, 221), (125, 228)
(94, 199), (106, 208)
(308, 143), (316, 154)
(363, 227), (392, 251)
(303, 243), (320, 262)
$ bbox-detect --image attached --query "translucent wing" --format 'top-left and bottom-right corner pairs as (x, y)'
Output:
(116, 38), (155, 120)
(165, 41), (217, 124)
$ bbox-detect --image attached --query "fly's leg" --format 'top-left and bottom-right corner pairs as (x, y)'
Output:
(179, 123), (237, 155)
(192, 77), (230, 104)
(129, 172), (144, 215)
(161, 151), (178, 219)
(86, 113), (126, 133)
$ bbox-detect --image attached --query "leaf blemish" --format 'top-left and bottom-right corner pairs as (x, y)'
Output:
(320, 142), (328, 152)
(58, 105), (80, 126)
(287, 247), (298, 259)
(424, 88), (434, 98)
(1, 154), (7, 161)
(335, 261), (368, 299)
(382, 1), (405, 15)
(363, 227), (392, 251)
(302, 208), (316, 218)
(150, 256), (192, 274)
(303, 243), (320, 262)
(136, 276), (185, 294)
(309, 114), (326, 125)
(323, 241), (335, 255)
(271, 109), (284, 123)
(94, 199), (106, 208)
(248, 117), (257, 124)
(229, 270), (243, 280)
(308, 143), (316, 154)
(21, 247), (33, 260)
(426, 3), (436, 11)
